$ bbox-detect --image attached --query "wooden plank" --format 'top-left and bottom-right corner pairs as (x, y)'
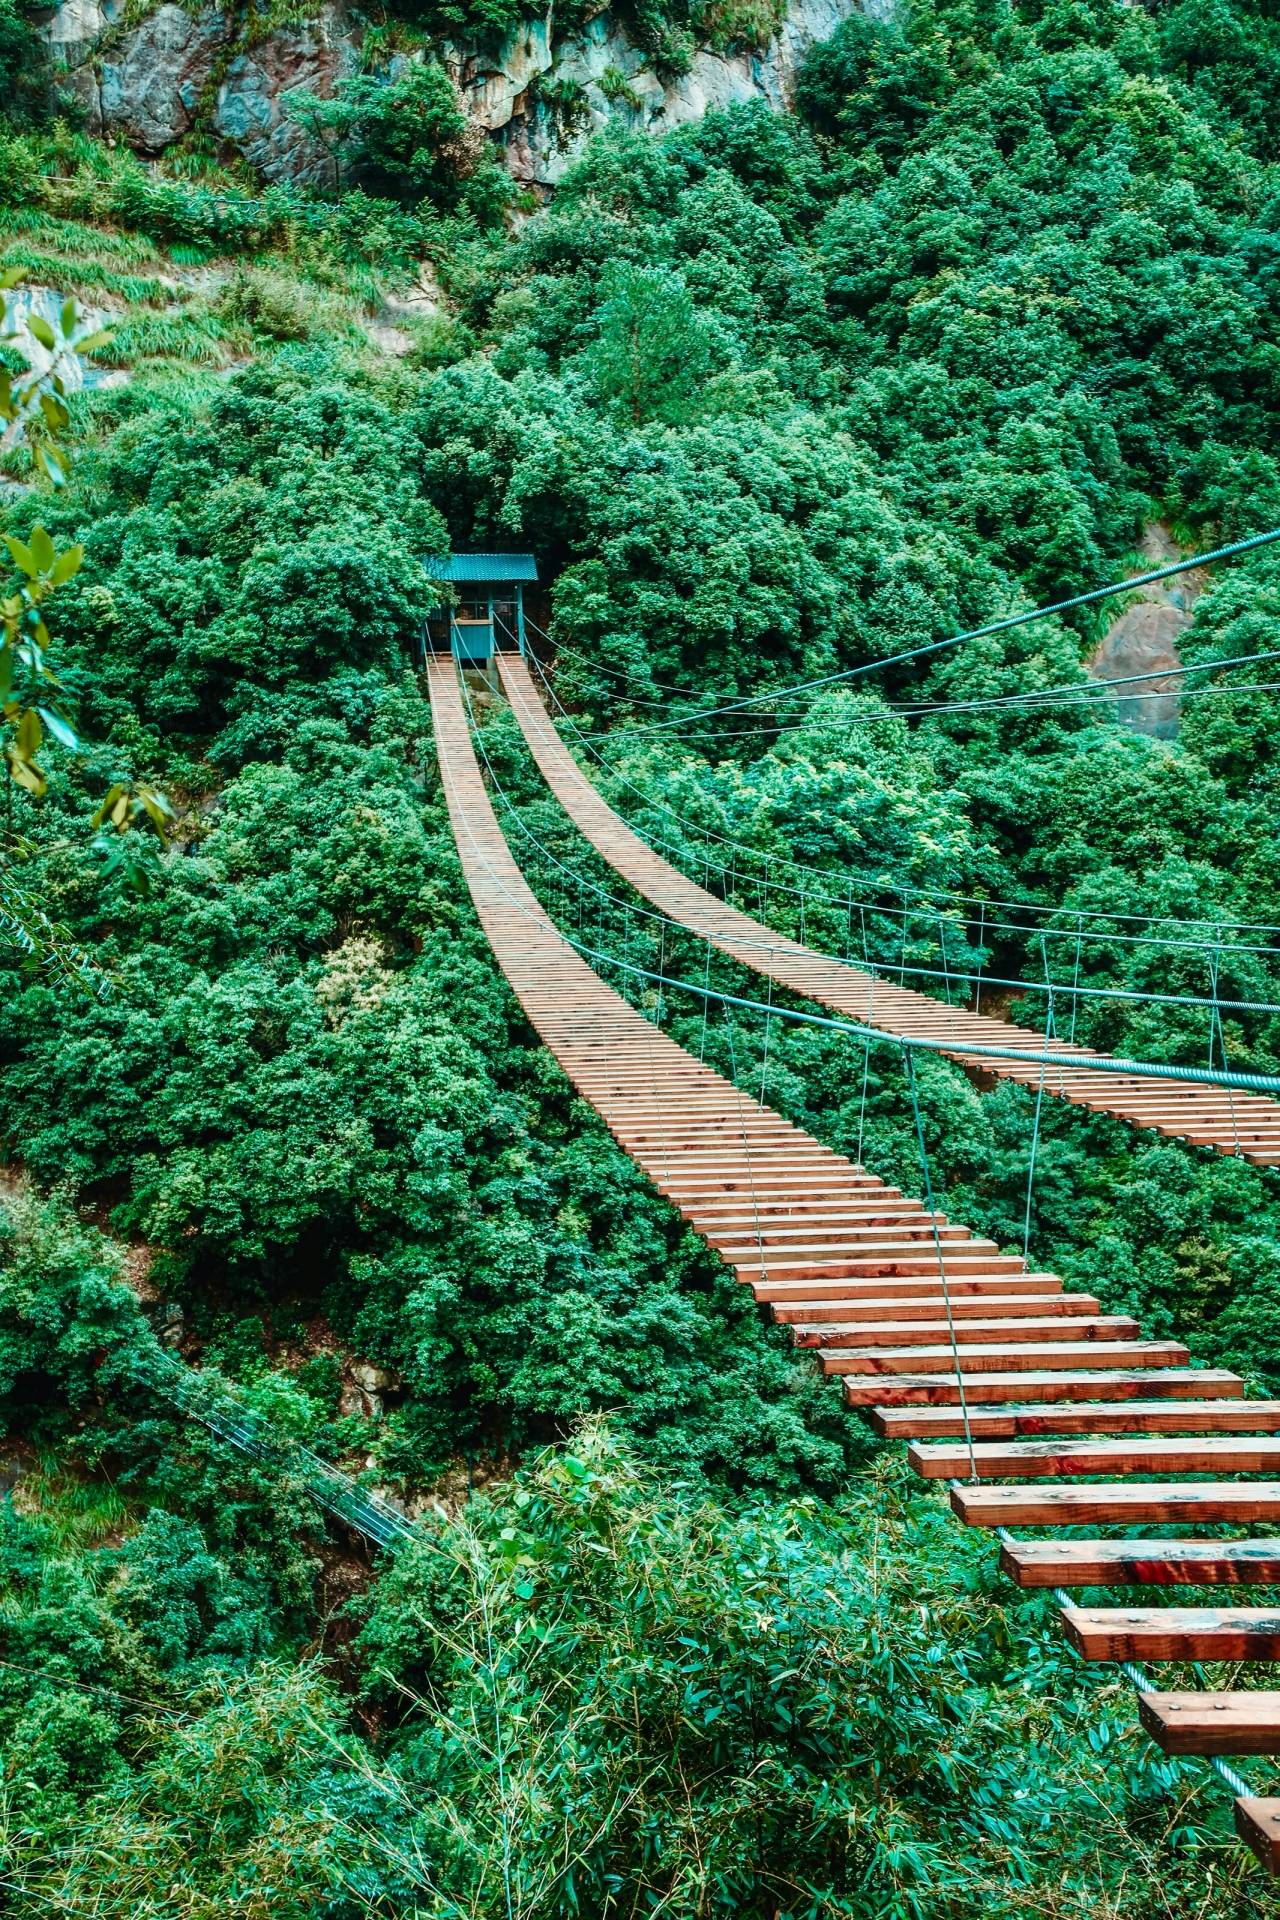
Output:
(1139, 1693), (1280, 1755)
(771, 1292), (1095, 1326)
(824, 1339), (1189, 1377)
(800, 1314), (1137, 1350)
(734, 1253), (1028, 1280)
(1001, 1538), (1280, 1588)
(953, 1481), (1280, 1527)
(434, 659), (1280, 1868)
(842, 1368), (1241, 1408)
(910, 1434), (1280, 1479)
(1063, 1607), (1280, 1661)
(1236, 1798), (1280, 1873)
(871, 1397), (1276, 1439)
(757, 1275), (1065, 1306)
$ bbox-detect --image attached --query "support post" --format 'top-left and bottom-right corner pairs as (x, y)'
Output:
(516, 586), (527, 657)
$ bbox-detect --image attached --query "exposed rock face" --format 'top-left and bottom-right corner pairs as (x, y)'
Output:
(1087, 524), (1207, 740)
(42, 0), (119, 67)
(39, 0), (877, 188)
(4, 285), (119, 391)
(100, 6), (230, 152)
(459, 0), (868, 186)
(214, 7), (361, 186)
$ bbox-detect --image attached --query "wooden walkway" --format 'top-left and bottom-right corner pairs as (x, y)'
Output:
(431, 656), (1280, 1868)
(499, 655), (1280, 1166)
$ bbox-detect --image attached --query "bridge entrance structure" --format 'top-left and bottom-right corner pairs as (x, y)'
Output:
(423, 552), (537, 668)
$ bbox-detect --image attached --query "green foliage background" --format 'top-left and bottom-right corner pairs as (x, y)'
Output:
(3, 0), (1280, 1912)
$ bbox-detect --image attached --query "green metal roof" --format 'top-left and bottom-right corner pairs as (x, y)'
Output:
(424, 553), (538, 583)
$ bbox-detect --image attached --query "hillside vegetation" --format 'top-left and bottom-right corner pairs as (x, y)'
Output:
(4, 1), (1280, 1913)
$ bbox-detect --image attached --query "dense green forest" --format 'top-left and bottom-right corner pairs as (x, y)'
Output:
(5, 0), (1280, 1911)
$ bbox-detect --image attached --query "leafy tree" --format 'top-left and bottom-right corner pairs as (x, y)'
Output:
(590, 259), (717, 424)
(287, 63), (512, 222)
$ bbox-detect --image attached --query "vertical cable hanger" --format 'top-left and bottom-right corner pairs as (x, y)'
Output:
(1209, 933), (1243, 1158)
(903, 1044), (979, 1482)
(722, 1003), (768, 1290)
(973, 900), (986, 1016)
(699, 932), (713, 1064)
(1021, 942), (1056, 1277)
(759, 965), (775, 1110)
(1068, 913), (1084, 1044)
(857, 913), (876, 1170)
(939, 909), (954, 1004)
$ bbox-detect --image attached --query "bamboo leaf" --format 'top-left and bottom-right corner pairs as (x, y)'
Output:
(8, 752), (45, 795)
(15, 706), (41, 756)
(37, 706), (79, 751)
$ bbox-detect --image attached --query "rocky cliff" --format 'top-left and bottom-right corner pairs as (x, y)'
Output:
(38, 0), (881, 190)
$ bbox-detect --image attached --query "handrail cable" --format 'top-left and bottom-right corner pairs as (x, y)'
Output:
(594, 676), (1280, 748)
(141, 1347), (413, 1549)
(524, 609), (1279, 942)
(442, 652), (1269, 1838)
(487, 644), (1280, 1029)
(537, 537), (1280, 712)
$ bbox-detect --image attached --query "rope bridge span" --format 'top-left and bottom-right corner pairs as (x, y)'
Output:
(498, 654), (1280, 1166)
(430, 652), (1280, 1875)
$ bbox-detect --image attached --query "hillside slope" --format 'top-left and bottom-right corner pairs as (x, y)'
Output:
(5, 0), (1280, 1912)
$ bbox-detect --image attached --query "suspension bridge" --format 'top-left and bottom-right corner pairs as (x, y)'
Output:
(428, 645), (1280, 1875)
(499, 653), (1280, 1165)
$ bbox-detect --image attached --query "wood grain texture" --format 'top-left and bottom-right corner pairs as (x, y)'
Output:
(1064, 1607), (1280, 1661)
(1236, 1798), (1280, 1872)
(1140, 1694), (1280, 1754)
(911, 1434), (1280, 1478)
(1001, 1538), (1280, 1588)
(953, 1482), (1280, 1526)
(871, 1395), (1265, 1439)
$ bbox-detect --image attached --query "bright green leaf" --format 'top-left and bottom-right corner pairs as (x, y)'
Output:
(4, 536), (36, 580)
(50, 544), (84, 586)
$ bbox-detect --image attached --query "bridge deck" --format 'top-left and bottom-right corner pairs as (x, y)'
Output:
(430, 657), (1280, 1870)
(499, 655), (1280, 1165)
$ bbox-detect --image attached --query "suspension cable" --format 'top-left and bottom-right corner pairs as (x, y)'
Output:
(479, 657), (1280, 1038)
(614, 527), (1280, 736)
